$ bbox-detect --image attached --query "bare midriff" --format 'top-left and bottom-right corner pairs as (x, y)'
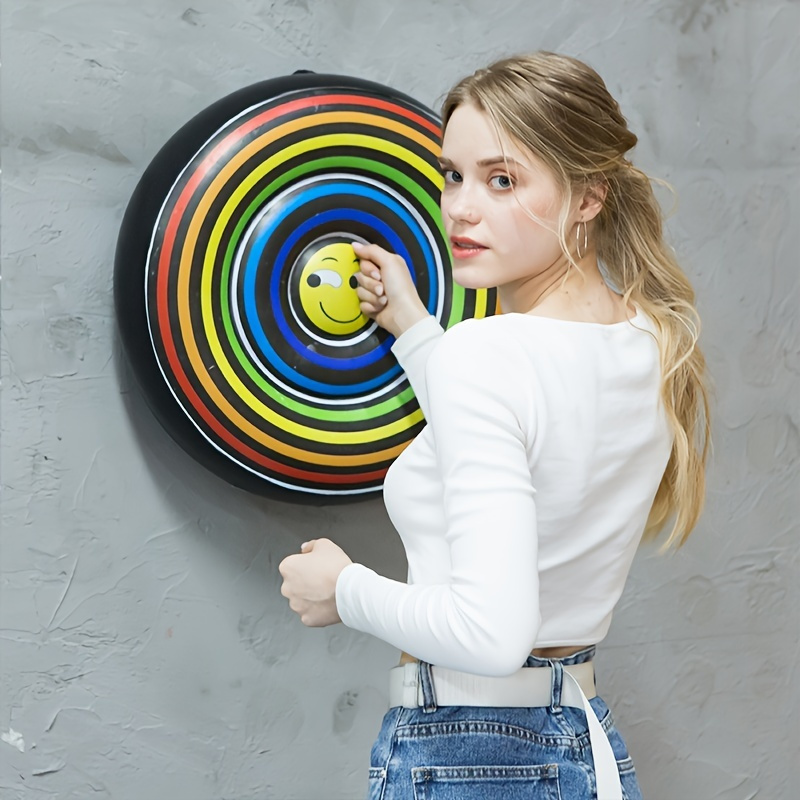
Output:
(398, 645), (585, 666)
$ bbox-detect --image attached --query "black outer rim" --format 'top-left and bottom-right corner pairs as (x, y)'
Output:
(114, 72), (442, 504)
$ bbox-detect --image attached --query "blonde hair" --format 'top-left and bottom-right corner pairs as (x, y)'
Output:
(442, 52), (711, 549)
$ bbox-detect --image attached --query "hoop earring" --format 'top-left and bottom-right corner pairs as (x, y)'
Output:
(576, 220), (588, 260)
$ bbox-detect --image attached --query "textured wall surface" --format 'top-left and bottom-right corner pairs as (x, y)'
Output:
(2, 1), (798, 798)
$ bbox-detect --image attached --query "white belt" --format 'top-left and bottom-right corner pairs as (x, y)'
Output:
(388, 661), (622, 800)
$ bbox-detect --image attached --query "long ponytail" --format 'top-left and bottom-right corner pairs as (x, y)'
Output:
(599, 164), (710, 548)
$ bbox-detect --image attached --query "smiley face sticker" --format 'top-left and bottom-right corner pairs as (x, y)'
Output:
(298, 242), (366, 335)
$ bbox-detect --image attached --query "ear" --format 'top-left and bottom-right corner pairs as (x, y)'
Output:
(577, 181), (607, 223)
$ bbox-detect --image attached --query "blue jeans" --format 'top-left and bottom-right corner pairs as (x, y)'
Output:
(367, 646), (643, 799)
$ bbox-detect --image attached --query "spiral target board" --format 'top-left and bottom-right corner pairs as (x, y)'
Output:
(115, 73), (498, 501)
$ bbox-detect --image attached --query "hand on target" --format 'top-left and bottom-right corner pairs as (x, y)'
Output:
(352, 242), (430, 339)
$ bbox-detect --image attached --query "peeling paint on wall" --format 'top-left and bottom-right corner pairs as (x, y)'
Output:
(1, 729), (26, 753)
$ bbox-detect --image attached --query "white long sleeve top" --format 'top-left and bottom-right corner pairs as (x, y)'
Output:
(335, 309), (673, 677)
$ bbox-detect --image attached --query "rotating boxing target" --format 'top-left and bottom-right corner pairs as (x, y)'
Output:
(115, 72), (498, 502)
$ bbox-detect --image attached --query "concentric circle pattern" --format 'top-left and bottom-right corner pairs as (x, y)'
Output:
(128, 78), (498, 498)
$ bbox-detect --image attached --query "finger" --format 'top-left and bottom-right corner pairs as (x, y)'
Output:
(352, 241), (393, 268)
(356, 284), (388, 305)
(354, 272), (384, 296)
(356, 285), (382, 306)
(360, 298), (388, 316)
(359, 301), (382, 317)
(300, 540), (316, 553)
(357, 258), (382, 282)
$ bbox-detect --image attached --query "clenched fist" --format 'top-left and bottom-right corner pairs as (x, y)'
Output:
(278, 538), (353, 627)
(351, 241), (430, 338)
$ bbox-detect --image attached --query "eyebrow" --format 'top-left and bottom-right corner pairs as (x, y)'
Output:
(438, 155), (525, 169)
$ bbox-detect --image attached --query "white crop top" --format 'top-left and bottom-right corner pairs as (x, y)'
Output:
(335, 310), (673, 677)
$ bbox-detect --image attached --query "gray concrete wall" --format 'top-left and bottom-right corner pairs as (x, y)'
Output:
(2, 1), (797, 798)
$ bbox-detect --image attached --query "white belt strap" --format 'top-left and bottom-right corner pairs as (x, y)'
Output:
(562, 669), (622, 800)
(388, 662), (622, 800)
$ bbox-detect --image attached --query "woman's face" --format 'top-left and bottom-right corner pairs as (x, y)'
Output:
(439, 103), (571, 292)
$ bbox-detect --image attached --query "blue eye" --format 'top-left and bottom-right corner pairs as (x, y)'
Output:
(489, 175), (513, 189)
(443, 169), (462, 184)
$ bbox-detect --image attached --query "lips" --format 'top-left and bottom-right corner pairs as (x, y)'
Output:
(450, 236), (488, 259)
(450, 236), (486, 248)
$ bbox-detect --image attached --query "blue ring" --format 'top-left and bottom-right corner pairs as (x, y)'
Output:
(239, 183), (437, 395)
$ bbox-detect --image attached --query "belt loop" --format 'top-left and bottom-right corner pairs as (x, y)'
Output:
(398, 662), (421, 708)
(549, 659), (564, 711)
(418, 661), (438, 713)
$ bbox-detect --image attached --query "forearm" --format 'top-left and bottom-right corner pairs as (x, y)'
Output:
(390, 315), (444, 419)
(336, 564), (539, 676)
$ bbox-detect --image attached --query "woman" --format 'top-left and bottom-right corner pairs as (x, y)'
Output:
(279, 52), (710, 799)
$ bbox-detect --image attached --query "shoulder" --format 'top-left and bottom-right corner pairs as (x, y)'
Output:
(427, 316), (533, 386)
(435, 315), (527, 358)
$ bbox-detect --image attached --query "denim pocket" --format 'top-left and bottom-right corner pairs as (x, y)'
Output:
(411, 764), (561, 800)
(368, 767), (386, 800)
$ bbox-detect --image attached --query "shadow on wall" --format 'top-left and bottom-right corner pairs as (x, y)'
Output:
(110, 327), (409, 584)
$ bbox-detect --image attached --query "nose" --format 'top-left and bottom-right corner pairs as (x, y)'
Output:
(444, 184), (480, 225)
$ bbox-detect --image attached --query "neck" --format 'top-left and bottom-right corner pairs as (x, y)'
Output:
(498, 251), (607, 315)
